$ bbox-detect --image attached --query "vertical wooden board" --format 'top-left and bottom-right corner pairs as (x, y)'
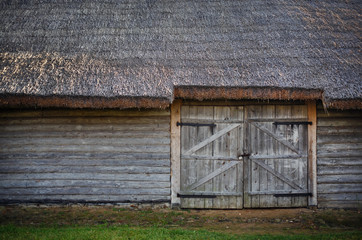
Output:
(291, 105), (308, 119)
(276, 105), (293, 207)
(243, 107), (251, 208)
(201, 106), (215, 208)
(212, 107), (229, 208)
(171, 100), (181, 207)
(308, 102), (317, 207)
(185, 106), (199, 208)
(180, 106), (191, 208)
(259, 105), (276, 207)
(236, 107), (244, 208)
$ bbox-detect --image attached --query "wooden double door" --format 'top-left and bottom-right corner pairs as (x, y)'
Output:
(179, 104), (310, 209)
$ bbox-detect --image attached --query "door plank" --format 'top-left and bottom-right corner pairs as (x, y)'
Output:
(249, 122), (301, 154)
(186, 161), (239, 191)
(184, 124), (241, 155)
(252, 159), (303, 190)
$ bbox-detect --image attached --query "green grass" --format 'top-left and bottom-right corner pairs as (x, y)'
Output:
(0, 225), (361, 240)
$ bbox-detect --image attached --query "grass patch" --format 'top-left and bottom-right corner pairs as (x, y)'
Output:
(0, 225), (361, 240)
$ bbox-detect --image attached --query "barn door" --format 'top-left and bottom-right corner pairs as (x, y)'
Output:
(244, 105), (309, 208)
(180, 106), (244, 209)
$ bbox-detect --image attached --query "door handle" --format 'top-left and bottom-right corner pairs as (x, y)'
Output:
(238, 153), (250, 160)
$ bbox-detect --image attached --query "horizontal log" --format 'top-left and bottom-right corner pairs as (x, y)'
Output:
(317, 126), (362, 135)
(0, 124), (169, 132)
(0, 194), (171, 203)
(0, 180), (170, 189)
(0, 173), (170, 182)
(0, 152), (170, 160)
(0, 137), (170, 146)
(318, 175), (362, 184)
(317, 183), (362, 193)
(0, 165), (170, 174)
(317, 143), (362, 151)
(0, 116), (170, 125)
(317, 152), (362, 158)
(0, 144), (170, 154)
(318, 201), (361, 209)
(317, 118), (362, 127)
(317, 166), (362, 175)
(0, 130), (170, 138)
(0, 159), (170, 167)
(0, 187), (170, 196)
(317, 110), (362, 118)
(0, 109), (170, 118)
(318, 193), (362, 201)
(317, 158), (362, 166)
(317, 135), (362, 144)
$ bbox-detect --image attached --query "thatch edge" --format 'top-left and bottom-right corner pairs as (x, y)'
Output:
(174, 86), (323, 101)
(0, 87), (361, 110)
(326, 99), (362, 110)
(0, 94), (171, 109)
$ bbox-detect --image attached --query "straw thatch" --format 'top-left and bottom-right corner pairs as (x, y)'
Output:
(0, 0), (361, 109)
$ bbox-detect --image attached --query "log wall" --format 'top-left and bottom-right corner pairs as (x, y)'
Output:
(317, 108), (362, 208)
(0, 109), (171, 204)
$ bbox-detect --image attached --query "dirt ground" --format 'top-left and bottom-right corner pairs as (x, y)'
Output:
(0, 205), (361, 235)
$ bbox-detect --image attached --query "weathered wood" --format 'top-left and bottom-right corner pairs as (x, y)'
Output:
(248, 190), (309, 195)
(317, 126), (362, 135)
(317, 166), (362, 175)
(249, 122), (301, 154)
(307, 101), (317, 206)
(318, 201), (362, 209)
(317, 158), (362, 166)
(317, 135), (362, 144)
(317, 183), (362, 193)
(171, 100), (181, 207)
(179, 191), (242, 196)
(0, 187), (170, 196)
(0, 109), (172, 204)
(0, 109), (170, 118)
(0, 173), (170, 181)
(0, 137), (170, 146)
(0, 159), (170, 167)
(318, 193), (362, 201)
(0, 194), (171, 203)
(250, 155), (306, 160)
(180, 105), (243, 209)
(318, 175), (362, 184)
(181, 155), (236, 161)
(252, 159), (303, 190)
(187, 161), (240, 191)
(0, 124), (169, 132)
(0, 116), (170, 125)
(184, 123), (240, 155)
(317, 108), (361, 206)
(0, 152), (170, 160)
(0, 180), (170, 189)
(0, 165), (170, 174)
(0, 145), (170, 154)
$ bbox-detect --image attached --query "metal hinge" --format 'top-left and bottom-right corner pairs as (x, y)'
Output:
(177, 193), (217, 198)
(273, 121), (312, 126)
(274, 193), (313, 197)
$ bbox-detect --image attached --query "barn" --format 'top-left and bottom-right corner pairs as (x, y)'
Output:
(0, 1), (361, 209)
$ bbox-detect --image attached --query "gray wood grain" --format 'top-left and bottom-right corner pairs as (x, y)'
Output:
(0, 109), (171, 204)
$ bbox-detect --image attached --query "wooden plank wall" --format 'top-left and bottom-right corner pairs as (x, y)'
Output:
(0, 109), (171, 204)
(317, 108), (362, 208)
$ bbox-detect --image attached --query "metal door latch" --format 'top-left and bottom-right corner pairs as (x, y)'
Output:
(238, 153), (250, 160)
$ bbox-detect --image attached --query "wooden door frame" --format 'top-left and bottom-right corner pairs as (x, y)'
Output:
(170, 100), (318, 208)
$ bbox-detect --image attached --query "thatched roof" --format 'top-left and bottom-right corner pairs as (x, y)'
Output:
(0, 0), (361, 109)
